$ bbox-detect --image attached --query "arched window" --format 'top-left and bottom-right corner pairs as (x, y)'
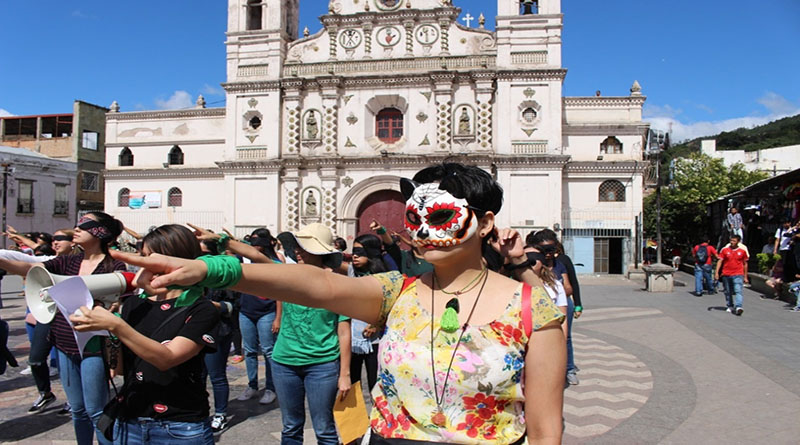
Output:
(520, 0), (539, 15)
(599, 180), (626, 202)
(118, 188), (130, 207)
(168, 187), (183, 207)
(600, 136), (623, 154)
(168, 146), (184, 165)
(247, 0), (262, 30)
(522, 107), (537, 124)
(376, 108), (403, 144)
(119, 147), (134, 166)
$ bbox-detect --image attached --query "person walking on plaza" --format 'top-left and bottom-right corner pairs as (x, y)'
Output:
(715, 234), (749, 315)
(692, 235), (718, 296)
(727, 206), (744, 240)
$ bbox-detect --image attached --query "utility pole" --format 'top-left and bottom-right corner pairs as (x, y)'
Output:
(1, 163), (9, 249)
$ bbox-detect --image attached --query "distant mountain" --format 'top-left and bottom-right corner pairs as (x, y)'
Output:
(668, 114), (800, 159)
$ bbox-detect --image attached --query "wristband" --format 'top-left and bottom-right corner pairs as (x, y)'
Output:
(376, 227), (387, 235)
(198, 255), (243, 289)
(574, 305), (583, 312)
(216, 234), (231, 253)
(505, 259), (531, 272)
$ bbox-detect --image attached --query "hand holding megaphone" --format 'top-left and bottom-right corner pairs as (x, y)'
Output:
(25, 266), (136, 324)
(70, 305), (123, 334)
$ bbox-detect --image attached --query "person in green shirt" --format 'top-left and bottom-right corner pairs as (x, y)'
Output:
(270, 223), (351, 445)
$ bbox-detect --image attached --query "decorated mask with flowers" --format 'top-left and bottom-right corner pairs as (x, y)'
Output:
(401, 179), (478, 248)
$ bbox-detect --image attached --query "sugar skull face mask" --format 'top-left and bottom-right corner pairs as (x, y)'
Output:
(401, 180), (478, 248)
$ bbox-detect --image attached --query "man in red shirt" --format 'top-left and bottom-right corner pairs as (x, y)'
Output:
(692, 235), (718, 296)
(715, 234), (749, 315)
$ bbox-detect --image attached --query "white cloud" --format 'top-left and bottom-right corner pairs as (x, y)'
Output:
(646, 92), (800, 143)
(0, 108), (14, 117)
(202, 84), (224, 96)
(71, 10), (95, 19)
(155, 91), (193, 110)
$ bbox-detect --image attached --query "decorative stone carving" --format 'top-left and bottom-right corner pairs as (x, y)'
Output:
(524, 87), (535, 98)
(404, 22), (414, 56)
(345, 137), (356, 147)
(456, 106), (472, 136)
(419, 135), (431, 146)
(415, 24), (439, 45)
(416, 111), (428, 123)
(304, 189), (319, 216)
(438, 20), (450, 54)
(286, 107), (301, 153)
(248, 98), (259, 108)
(421, 91), (432, 102)
(305, 111), (320, 139)
(339, 29), (363, 49)
(246, 134), (258, 143)
(630, 80), (642, 96)
(109, 101), (120, 113)
(346, 113), (358, 125)
(477, 101), (492, 150)
(436, 100), (452, 151)
(196, 95), (206, 108)
(377, 26), (401, 47)
(323, 106), (338, 153)
(375, 0), (402, 11)
(342, 176), (354, 187)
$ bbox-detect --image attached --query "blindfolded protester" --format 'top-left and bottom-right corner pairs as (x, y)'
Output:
(109, 163), (566, 445)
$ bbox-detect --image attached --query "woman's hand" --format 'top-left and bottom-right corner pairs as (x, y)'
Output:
(271, 317), (280, 334)
(110, 250), (208, 295)
(490, 228), (526, 261)
(70, 306), (121, 333)
(187, 223), (221, 241)
(337, 375), (352, 401)
(362, 325), (377, 338)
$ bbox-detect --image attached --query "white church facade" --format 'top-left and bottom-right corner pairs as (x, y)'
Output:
(104, 0), (648, 274)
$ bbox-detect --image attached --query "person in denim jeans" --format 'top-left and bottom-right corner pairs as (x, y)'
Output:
(271, 224), (351, 445)
(692, 236), (718, 296)
(715, 234), (749, 316)
(71, 225), (221, 445)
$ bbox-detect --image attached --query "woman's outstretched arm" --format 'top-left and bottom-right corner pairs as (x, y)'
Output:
(524, 322), (566, 444)
(111, 251), (387, 324)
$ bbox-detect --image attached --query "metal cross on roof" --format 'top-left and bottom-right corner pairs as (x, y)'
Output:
(462, 13), (475, 27)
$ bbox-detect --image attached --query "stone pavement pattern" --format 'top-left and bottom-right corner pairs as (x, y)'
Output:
(1, 272), (799, 444)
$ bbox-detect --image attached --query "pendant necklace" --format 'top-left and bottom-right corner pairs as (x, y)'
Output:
(433, 265), (487, 333)
(429, 269), (489, 428)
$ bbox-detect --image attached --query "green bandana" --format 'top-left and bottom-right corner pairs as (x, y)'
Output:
(154, 255), (243, 308)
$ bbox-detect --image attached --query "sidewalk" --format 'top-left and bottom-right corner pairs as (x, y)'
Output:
(1, 273), (798, 444)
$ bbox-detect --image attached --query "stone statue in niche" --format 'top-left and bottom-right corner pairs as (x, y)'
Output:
(458, 107), (471, 135)
(305, 191), (318, 216)
(306, 112), (319, 139)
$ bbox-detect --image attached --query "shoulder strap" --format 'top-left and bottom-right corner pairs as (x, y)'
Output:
(522, 283), (532, 339)
(401, 275), (417, 292)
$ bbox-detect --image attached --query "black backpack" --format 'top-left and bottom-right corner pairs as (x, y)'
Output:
(696, 245), (709, 264)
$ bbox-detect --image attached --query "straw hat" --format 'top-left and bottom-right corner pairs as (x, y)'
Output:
(290, 223), (343, 269)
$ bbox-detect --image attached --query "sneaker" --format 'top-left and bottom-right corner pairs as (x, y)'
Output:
(57, 403), (71, 416)
(791, 307), (800, 312)
(566, 371), (579, 386)
(230, 355), (244, 364)
(237, 387), (258, 401)
(20, 366), (32, 376)
(48, 367), (58, 377)
(735, 307), (743, 316)
(259, 389), (276, 405)
(726, 307), (733, 313)
(28, 392), (56, 413)
(210, 413), (229, 433)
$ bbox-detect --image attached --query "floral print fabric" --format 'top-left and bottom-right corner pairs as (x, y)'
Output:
(370, 271), (565, 444)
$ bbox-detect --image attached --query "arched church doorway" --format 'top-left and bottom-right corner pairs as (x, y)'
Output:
(356, 190), (405, 236)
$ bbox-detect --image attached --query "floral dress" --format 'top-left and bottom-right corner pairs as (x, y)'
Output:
(370, 272), (565, 444)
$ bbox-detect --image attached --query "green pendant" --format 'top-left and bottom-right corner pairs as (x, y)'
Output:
(440, 298), (461, 333)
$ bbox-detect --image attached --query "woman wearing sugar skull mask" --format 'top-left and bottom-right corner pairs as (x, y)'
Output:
(0, 212), (125, 445)
(111, 163), (566, 445)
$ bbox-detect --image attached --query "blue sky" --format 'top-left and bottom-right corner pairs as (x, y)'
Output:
(1, 0), (798, 142)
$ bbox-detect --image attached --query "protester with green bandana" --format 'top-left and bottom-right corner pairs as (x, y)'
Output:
(71, 224), (220, 444)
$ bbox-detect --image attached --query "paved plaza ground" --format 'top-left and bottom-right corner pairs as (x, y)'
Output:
(0, 271), (798, 444)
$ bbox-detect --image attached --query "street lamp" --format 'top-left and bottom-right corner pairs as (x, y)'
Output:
(1, 163), (11, 249)
(647, 129), (670, 265)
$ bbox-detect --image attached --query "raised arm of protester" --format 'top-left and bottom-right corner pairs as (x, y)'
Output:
(123, 226), (143, 240)
(6, 231), (39, 250)
(187, 223), (273, 264)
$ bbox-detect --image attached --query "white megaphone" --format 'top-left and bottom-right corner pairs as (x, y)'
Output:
(25, 265), (136, 324)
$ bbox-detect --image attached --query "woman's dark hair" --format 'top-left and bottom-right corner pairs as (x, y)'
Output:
(411, 163), (504, 269)
(527, 229), (558, 247)
(352, 234), (388, 275)
(34, 244), (56, 256)
(334, 237), (347, 252)
(87, 211), (124, 270)
(143, 225), (202, 260)
(250, 228), (279, 261)
(201, 239), (219, 256)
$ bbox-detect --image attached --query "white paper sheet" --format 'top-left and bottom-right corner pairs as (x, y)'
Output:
(48, 277), (110, 357)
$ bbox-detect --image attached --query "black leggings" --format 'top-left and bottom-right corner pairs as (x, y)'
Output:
(29, 322), (52, 394)
(350, 349), (378, 390)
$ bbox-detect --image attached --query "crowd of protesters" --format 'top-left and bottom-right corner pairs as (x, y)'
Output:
(0, 162), (590, 445)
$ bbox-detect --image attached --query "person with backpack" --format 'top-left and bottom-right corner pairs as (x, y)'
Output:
(692, 236), (718, 296)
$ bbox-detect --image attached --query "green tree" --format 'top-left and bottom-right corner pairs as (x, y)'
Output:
(644, 154), (768, 251)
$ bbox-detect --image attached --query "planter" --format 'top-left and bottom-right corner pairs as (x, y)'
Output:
(747, 273), (772, 296)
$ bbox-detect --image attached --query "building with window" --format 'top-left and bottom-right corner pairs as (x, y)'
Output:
(104, 0), (648, 274)
(0, 145), (77, 235)
(0, 100), (109, 219)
